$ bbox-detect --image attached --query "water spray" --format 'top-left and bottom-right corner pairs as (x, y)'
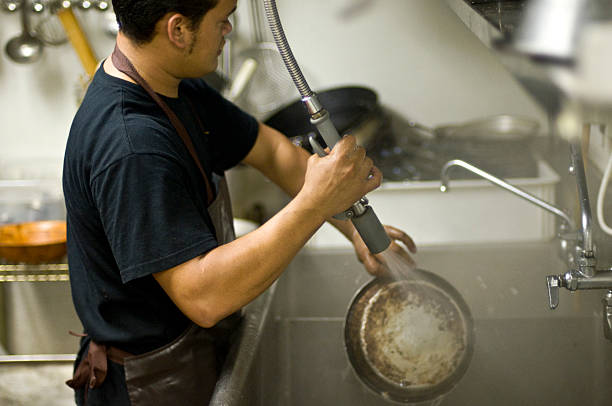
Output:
(262, 0), (391, 254)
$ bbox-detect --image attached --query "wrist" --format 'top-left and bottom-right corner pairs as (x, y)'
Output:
(291, 191), (328, 227)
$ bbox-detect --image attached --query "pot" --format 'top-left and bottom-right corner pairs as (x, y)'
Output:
(264, 86), (389, 152)
(344, 270), (474, 404)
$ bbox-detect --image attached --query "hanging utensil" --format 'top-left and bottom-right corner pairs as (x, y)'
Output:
(1, 0), (20, 12)
(56, 5), (98, 76)
(5, 0), (44, 63)
(230, 0), (295, 119)
(224, 57), (258, 102)
(31, 0), (43, 12)
(345, 270), (474, 404)
(34, 3), (68, 46)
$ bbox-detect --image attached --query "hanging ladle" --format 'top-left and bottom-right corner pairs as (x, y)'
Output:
(5, 0), (44, 63)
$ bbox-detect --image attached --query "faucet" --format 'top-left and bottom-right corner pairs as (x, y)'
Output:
(440, 159), (573, 226)
(263, 0), (391, 255)
(440, 141), (612, 340)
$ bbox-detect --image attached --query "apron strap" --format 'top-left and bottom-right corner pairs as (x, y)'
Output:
(66, 339), (133, 404)
(110, 44), (215, 206)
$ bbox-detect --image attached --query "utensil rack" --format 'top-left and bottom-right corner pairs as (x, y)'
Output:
(0, 263), (68, 282)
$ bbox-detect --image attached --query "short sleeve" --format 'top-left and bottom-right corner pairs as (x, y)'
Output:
(91, 153), (217, 283)
(184, 79), (259, 172)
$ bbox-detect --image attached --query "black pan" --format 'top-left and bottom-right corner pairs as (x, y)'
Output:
(264, 86), (386, 151)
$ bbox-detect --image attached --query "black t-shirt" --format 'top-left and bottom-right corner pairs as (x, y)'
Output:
(63, 65), (258, 358)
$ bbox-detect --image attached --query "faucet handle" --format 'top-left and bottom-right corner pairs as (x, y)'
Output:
(546, 275), (562, 309)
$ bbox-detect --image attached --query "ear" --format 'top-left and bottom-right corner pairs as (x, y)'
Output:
(166, 14), (190, 48)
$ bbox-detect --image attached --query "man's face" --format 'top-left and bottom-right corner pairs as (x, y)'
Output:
(184, 0), (236, 77)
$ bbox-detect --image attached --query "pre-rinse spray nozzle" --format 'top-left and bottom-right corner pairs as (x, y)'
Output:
(263, 0), (390, 254)
(308, 134), (391, 254)
(311, 103), (390, 254)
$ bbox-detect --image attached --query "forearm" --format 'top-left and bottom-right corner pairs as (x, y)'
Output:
(250, 125), (309, 198)
(155, 192), (325, 327)
(156, 128), (381, 327)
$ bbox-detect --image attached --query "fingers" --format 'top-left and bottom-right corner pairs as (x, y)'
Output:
(384, 225), (417, 253)
(363, 245), (416, 278)
(362, 253), (387, 277)
(334, 135), (368, 163)
(366, 164), (382, 189)
(332, 135), (358, 157)
(352, 224), (418, 278)
(388, 242), (417, 269)
(353, 231), (387, 277)
(331, 135), (378, 189)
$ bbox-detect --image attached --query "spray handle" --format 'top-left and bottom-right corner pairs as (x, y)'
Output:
(308, 134), (354, 221)
(310, 110), (342, 150)
(308, 133), (328, 157)
(307, 116), (391, 254)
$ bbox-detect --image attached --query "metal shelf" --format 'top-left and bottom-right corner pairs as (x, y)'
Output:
(0, 263), (68, 282)
(0, 353), (75, 363)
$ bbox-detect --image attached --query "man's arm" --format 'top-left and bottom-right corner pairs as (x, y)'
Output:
(154, 124), (380, 328)
(243, 124), (417, 275)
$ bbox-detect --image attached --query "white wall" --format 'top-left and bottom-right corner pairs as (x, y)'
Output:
(239, 0), (547, 126)
(0, 9), (116, 178)
(0, 0), (546, 179)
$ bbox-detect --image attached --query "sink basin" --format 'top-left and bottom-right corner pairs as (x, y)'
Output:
(231, 242), (612, 405)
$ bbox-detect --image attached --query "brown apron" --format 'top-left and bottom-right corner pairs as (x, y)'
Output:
(123, 174), (240, 406)
(67, 44), (241, 406)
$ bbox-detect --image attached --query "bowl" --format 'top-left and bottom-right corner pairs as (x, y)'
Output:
(0, 220), (67, 264)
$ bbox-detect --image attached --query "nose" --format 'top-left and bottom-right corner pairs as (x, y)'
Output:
(223, 20), (233, 36)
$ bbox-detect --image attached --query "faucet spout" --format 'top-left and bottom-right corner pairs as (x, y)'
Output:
(569, 141), (594, 256)
(440, 159), (574, 227)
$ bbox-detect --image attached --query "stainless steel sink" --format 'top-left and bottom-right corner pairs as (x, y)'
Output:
(232, 242), (612, 405)
(2, 241), (607, 405)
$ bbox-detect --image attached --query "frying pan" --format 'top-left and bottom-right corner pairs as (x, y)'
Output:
(264, 86), (386, 151)
(345, 269), (474, 403)
(407, 114), (540, 141)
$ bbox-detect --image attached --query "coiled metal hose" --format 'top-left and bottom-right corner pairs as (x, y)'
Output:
(261, 0), (391, 255)
(263, 0), (313, 99)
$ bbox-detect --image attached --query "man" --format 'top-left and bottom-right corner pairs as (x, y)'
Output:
(62, 0), (416, 404)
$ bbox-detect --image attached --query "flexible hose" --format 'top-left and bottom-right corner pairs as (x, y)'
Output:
(597, 151), (612, 236)
(262, 0), (391, 254)
(263, 0), (313, 98)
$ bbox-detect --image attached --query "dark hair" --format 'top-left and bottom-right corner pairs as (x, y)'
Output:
(112, 0), (220, 44)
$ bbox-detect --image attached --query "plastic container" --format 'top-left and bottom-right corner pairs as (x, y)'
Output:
(307, 160), (560, 248)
